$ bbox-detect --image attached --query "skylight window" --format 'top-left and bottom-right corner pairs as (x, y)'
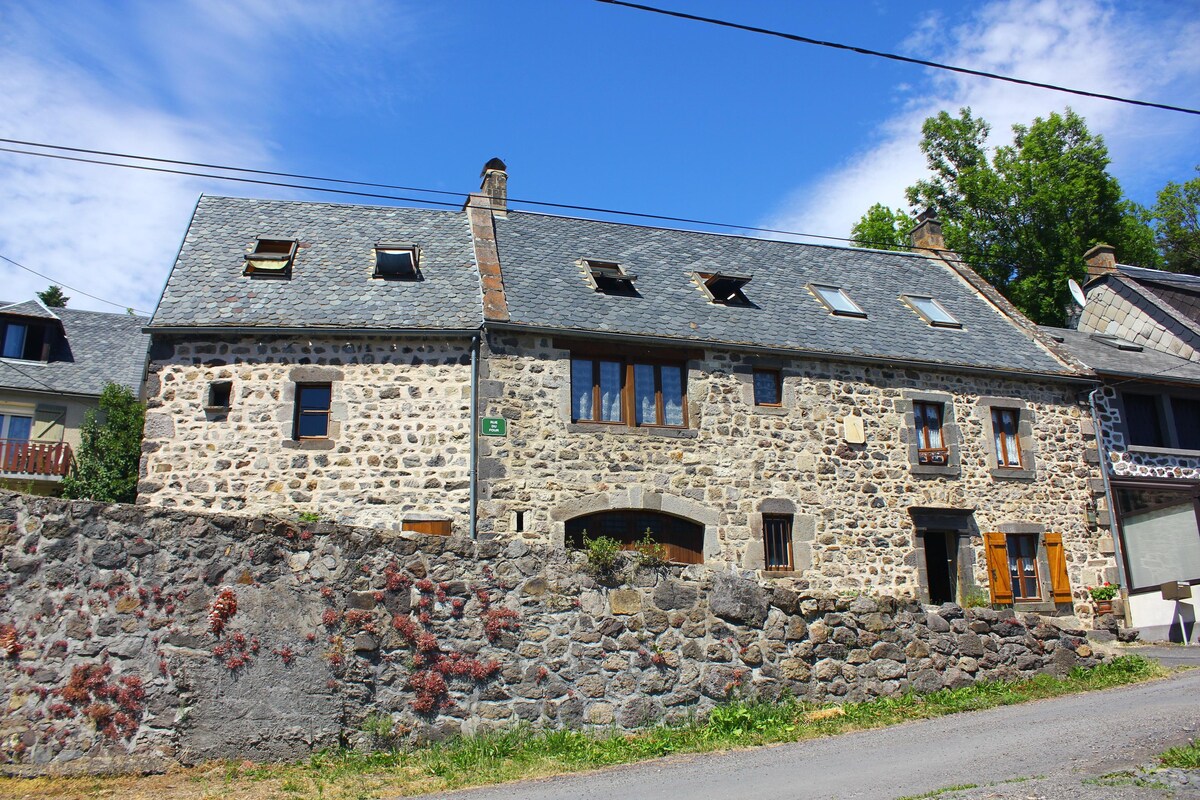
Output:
(903, 295), (961, 328)
(810, 284), (866, 317)
(244, 237), (297, 277)
(1090, 333), (1143, 351)
(581, 259), (638, 296)
(375, 243), (420, 279)
(699, 272), (751, 306)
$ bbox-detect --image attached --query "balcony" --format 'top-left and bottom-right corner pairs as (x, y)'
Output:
(0, 439), (73, 480)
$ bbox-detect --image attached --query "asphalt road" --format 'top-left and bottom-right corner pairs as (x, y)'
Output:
(431, 667), (1200, 800)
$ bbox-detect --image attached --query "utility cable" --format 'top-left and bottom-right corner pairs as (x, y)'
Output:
(0, 253), (150, 315)
(593, 0), (1200, 116)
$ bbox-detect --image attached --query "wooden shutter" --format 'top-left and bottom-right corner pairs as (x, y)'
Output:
(1044, 532), (1073, 604)
(402, 519), (451, 536)
(33, 405), (66, 442)
(983, 532), (1013, 605)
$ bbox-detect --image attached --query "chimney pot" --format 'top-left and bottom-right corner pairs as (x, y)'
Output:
(909, 208), (945, 250)
(1083, 243), (1117, 280)
(479, 158), (507, 217)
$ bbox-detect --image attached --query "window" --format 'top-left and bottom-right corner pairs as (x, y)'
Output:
(293, 384), (332, 439)
(752, 369), (781, 406)
(1172, 398), (1200, 450)
(1006, 534), (1040, 601)
(982, 531), (1071, 606)
(0, 414), (32, 441)
(991, 408), (1023, 468)
(207, 382), (232, 410)
(810, 284), (866, 317)
(1123, 393), (1166, 447)
(913, 401), (948, 465)
(582, 259), (638, 296)
(903, 295), (961, 328)
(2, 323), (25, 359)
(0, 321), (46, 361)
(762, 514), (794, 571)
(570, 356), (687, 428)
(1122, 392), (1200, 451)
(565, 510), (704, 564)
(699, 272), (751, 306)
(244, 238), (297, 277)
(1114, 485), (1200, 592)
(374, 243), (420, 279)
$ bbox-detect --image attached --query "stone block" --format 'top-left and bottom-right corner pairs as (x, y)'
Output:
(710, 571), (768, 627)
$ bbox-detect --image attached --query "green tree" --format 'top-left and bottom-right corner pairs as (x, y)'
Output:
(1149, 167), (1200, 274)
(36, 285), (69, 308)
(854, 107), (1160, 325)
(850, 203), (916, 251)
(61, 383), (145, 504)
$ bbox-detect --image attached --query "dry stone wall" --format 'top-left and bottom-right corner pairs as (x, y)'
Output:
(1, 493), (1099, 775)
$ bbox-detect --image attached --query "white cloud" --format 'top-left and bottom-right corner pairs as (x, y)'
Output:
(763, 0), (1200, 243)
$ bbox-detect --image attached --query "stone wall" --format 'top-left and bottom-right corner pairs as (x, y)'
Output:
(138, 334), (473, 532)
(477, 333), (1112, 614)
(0, 493), (1100, 775)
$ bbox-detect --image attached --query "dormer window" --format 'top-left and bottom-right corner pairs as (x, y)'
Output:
(0, 320), (47, 361)
(582, 259), (638, 296)
(375, 243), (421, 280)
(810, 284), (866, 317)
(699, 272), (751, 306)
(244, 237), (297, 278)
(903, 295), (961, 328)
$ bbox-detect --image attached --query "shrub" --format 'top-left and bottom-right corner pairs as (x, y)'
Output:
(634, 529), (668, 569)
(61, 382), (145, 503)
(582, 532), (622, 576)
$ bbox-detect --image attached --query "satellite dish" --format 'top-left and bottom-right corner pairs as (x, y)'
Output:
(1068, 278), (1087, 308)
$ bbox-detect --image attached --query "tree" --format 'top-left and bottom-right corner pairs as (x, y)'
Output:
(36, 285), (69, 308)
(1149, 167), (1200, 274)
(850, 203), (915, 252)
(853, 107), (1160, 325)
(61, 383), (145, 504)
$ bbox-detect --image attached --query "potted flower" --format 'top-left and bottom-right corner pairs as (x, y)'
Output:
(1088, 582), (1119, 615)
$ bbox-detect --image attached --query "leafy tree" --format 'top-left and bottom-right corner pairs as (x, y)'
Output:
(854, 107), (1160, 325)
(850, 203), (916, 252)
(61, 383), (145, 504)
(36, 285), (69, 308)
(1149, 167), (1200, 274)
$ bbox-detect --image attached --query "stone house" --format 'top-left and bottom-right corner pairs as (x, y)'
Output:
(1045, 244), (1200, 641)
(141, 163), (1114, 615)
(0, 298), (149, 493)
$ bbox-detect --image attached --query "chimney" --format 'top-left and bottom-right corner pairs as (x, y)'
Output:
(479, 157), (507, 217)
(908, 209), (945, 251)
(1083, 243), (1117, 280)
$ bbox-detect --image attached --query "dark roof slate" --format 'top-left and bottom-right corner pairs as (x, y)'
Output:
(1040, 326), (1200, 384)
(493, 212), (1072, 375)
(150, 196), (482, 330)
(0, 308), (149, 396)
(0, 300), (61, 321)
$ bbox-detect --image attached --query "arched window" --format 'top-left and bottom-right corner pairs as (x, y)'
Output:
(565, 510), (704, 564)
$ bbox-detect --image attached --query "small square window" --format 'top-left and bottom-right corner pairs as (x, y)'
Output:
(582, 259), (638, 296)
(207, 381), (232, 410)
(903, 295), (961, 328)
(244, 238), (297, 277)
(914, 401), (948, 464)
(810, 285), (866, 317)
(375, 243), (420, 279)
(752, 369), (781, 406)
(294, 383), (332, 439)
(763, 514), (794, 571)
(699, 272), (752, 306)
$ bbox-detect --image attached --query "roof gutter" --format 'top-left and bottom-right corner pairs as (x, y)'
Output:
(144, 326), (480, 338)
(481, 321), (1097, 385)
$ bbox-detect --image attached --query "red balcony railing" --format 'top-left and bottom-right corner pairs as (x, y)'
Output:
(0, 439), (73, 478)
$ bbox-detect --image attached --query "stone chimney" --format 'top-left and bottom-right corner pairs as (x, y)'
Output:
(1083, 243), (1117, 280)
(479, 157), (507, 217)
(909, 209), (945, 251)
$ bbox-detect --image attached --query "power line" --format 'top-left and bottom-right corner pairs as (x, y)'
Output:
(0, 252), (150, 315)
(593, 0), (1200, 117)
(0, 358), (63, 395)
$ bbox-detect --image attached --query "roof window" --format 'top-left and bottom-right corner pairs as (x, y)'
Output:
(244, 237), (296, 278)
(375, 243), (421, 280)
(581, 259), (638, 296)
(1090, 333), (1143, 352)
(903, 295), (961, 328)
(810, 285), (866, 317)
(699, 272), (752, 306)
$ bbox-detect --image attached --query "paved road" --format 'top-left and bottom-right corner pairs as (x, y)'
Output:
(432, 668), (1200, 800)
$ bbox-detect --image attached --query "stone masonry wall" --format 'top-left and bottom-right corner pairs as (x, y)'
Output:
(139, 334), (473, 532)
(477, 333), (1113, 616)
(0, 493), (1099, 775)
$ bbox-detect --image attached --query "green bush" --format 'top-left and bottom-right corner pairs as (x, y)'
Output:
(61, 382), (144, 504)
(581, 532), (622, 576)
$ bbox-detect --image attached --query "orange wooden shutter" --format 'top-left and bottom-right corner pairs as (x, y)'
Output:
(983, 532), (1013, 605)
(402, 519), (452, 536)
(1044, 532), (1073, 604)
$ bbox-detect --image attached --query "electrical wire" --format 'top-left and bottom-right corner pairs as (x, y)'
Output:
(0, 253), (150, 315)
(0, 358), (65, 395)
(593, 1), (1200, 116)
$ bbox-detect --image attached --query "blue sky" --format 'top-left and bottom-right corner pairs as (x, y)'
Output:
(1, 0), (1198, 314)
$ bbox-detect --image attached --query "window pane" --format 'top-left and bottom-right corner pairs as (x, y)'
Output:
(1116, 487), (1200, 590)
(571, 359), (594, 421)
(1124, 393), (1165, 447)
(917, 403), (943, 449)
(2, 324), (26, 359)
(814, 286), (864, 315)
(994, 409), (1021, 466)
(753, 371), (780, 405)
(299, 385), (331, 411)
(1172, 397), (1200, 450)
(6, 415), (31, 441)
(297, 413), (328, 438)
(661, 366), (684, 425)
(599, 361), (622, 422)
(634, 364), (656, 425)
(909, 296), (959, 326)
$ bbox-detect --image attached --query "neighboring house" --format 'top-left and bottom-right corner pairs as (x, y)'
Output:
(0, 299), (149, 493)
(1046, 244), (1200, 641)
(140, 163), (1113, 615)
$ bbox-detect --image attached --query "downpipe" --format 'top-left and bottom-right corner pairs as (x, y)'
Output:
(468, 330), (480, 540)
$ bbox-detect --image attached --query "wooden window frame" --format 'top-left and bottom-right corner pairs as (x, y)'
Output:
(293, 383), (332, 440)
(569, 353), (689, 429)
(752, 369), (782, 407)
(1006, 533), (1040, 601)
(762, 513), (794, 571)
(244, 237), (297, 278)
(565, 510), (704, 565)
(914, 401), (949, 465)
(991, 407), (1023, 468)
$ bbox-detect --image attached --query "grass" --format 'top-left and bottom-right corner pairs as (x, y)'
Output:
(0, 655), (1164, 800)
(1159, 740), (1200, 769)
(895, 784), (979, 799)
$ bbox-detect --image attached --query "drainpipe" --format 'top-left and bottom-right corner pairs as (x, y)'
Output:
(468, 330), (481, 540)
(1089, 387), (1128, 604)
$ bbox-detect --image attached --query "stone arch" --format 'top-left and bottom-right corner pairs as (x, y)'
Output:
(549, 489), (719, 560)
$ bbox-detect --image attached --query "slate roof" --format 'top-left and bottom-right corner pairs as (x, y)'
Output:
(0, 307), (149, 397)
(1041, 326), (1200, 384)
(1114, 265), (1200, 327)
(0, 300), (61, 321)
(492, 212), (1075, 376)
(150, 196), (482, 330)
